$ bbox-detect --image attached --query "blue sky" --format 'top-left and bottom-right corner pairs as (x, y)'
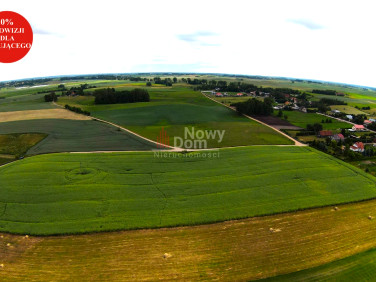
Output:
(1, 0), (375, 87)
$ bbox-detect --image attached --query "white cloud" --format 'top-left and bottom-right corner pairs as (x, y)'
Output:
(0, 0), (375, 87)
(287, 19), (324, 30)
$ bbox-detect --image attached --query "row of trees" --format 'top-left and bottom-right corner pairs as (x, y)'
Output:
(153, 77), (177, 86)
(231, 98), (273, 116)
(312, 89), (337, 95)
(64, 104), (90, 116)
(94, 88), (150, 104)
(319, 98), (346, 105)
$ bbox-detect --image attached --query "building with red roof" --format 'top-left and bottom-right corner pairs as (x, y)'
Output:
(350, 142), (364, 152)
(331, 133), (345, 142)
(319, 130), (333, 137)
(352, 124), (365, 131)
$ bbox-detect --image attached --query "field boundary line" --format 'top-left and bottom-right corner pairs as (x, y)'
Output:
(201, 92), (306, 146)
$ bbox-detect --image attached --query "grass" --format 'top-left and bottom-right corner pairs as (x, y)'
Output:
(57, 87), (293, 147)
(279, 110), (351, 130)
(0, 119), (159, 155)
(0, 93), (57, 112)
(264, 248), (376, 281)
(3, 198), (376, 280)
(1, 146), (376, 235)
(330, 105), (368, 115)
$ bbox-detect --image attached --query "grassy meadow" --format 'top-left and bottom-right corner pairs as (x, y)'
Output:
(1, 146), (376, 235)
(279, 110), (352, 130)
(57, 86), (293, 147)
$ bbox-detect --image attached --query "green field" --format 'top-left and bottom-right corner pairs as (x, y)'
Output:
(265, 248), (376, 281)
(0, 133), (47, 156)
(0, 119), (159, 155)
(0, 93), (57, 112)
(330, 105), (368, 115)
(279, 110), (351, 130)
(1, 146), (376, 235)
(57, 87), (293, 147)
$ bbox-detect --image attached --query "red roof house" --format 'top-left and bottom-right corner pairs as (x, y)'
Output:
(319, 130), (333, 137)
(350, 142), (365, 152)
(331, 133), (345, 142)
(352, 124), (365, 131)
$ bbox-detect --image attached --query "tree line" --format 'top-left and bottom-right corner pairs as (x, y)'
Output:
(94, 88), (150, 104)
(64, 104), (90, 116)
(312, 89), (337, 95)
(231, 98), (273, 116)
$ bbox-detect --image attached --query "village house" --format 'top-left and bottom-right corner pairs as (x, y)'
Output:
(352, 124), (366, 131)
(236, 93), (243, 97)
(215, 93), (223, 97)
(319, 130), (333, 138)
(346, 115), (353, 120)
(364, 120), (373, 126)
(350, 142), (365, 153)
(331, 133), (345, 142)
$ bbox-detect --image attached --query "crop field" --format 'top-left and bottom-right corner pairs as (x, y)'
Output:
(0, 133), (47, 156)
(0, 133), (47, 165)
(2, 198), (376, 280)
(0, 109), (90, 123)
(0, 93), (57, 112)
(330, 105), (369, 116)
(0, 119), (159, 154)
(1, 146), (376, 235)
(265, 248), (376, 281)
(278, 110), (352, 130)
(2, 75), (376, 280)
(58, 87), (293, 147)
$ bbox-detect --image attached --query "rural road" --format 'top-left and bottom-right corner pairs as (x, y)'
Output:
(201, 92), (306, 146)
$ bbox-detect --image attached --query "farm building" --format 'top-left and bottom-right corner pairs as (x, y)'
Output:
(352, 124), (365, 131)
(364, 120), (373, 125)
(319, 130), (333, 138)
(331, 134), (345, 142)
(350, 142), (365, 153)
